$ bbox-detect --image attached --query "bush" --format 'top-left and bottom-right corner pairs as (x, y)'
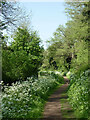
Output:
(39, 71), (64, 84)
(50, 71), (64, 84)
(39, 71), (50, 76)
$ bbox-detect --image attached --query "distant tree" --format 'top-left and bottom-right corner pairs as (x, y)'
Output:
(42, 2), (89, 72)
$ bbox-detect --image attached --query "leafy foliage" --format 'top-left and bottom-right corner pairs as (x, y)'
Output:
(42, 2), (89, 73)
(41, 2), (89, 119)
(2, 26), (43, 84)
(1, 1), (89, 119)
(2, 73), (64, 118)
(68, 70), (89, 118)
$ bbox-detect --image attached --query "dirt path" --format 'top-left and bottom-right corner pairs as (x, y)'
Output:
(42, 76), (69, 120)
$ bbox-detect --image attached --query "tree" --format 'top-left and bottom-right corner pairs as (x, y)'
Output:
(64, 2), (89, 72)
(65, 2), (89, 42)
(2, 25), (43, 85)
(43, 24), (73, 71)
(0, 0), (21, 30)
(43, 2), (89, 73)
(0, 0), (30, 40)
(65, 2), (89, 118)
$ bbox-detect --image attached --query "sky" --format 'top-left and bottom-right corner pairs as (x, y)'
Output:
(19, 2), (68, 49)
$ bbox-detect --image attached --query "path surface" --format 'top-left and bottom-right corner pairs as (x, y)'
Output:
(42, 76), (69, 120)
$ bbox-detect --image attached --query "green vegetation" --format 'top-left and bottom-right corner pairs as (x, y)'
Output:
(0, 0), (89, 119)
(42, 2), (89, 73)
(60, 92), (75, 118)
(2, 72), (64, 119)
(2, 26), (43, 85)
(41, 2), (89, 119)
(68, 70), (89, 118)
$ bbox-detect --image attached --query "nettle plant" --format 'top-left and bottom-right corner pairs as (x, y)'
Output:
(68, 70), (89, 118)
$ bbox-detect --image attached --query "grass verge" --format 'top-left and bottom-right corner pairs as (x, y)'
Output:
(60, 87), (76, 118)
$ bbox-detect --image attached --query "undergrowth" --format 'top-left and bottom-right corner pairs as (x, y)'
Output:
(68, 69), (89, 119)
(1, 71), (64, 119)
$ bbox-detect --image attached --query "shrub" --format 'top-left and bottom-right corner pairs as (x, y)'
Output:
(39, 71), (50, 76)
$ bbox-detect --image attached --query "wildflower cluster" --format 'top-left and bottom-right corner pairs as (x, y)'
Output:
(2, 73), (64, 118)
(68, 70), (89, 118)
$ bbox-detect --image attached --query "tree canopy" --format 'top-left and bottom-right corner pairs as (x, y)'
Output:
(2, 25), (43, 84)
(42, 2), (89, 74)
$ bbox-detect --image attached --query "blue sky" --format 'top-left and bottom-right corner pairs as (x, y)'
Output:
(19, 2), (68, 49)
